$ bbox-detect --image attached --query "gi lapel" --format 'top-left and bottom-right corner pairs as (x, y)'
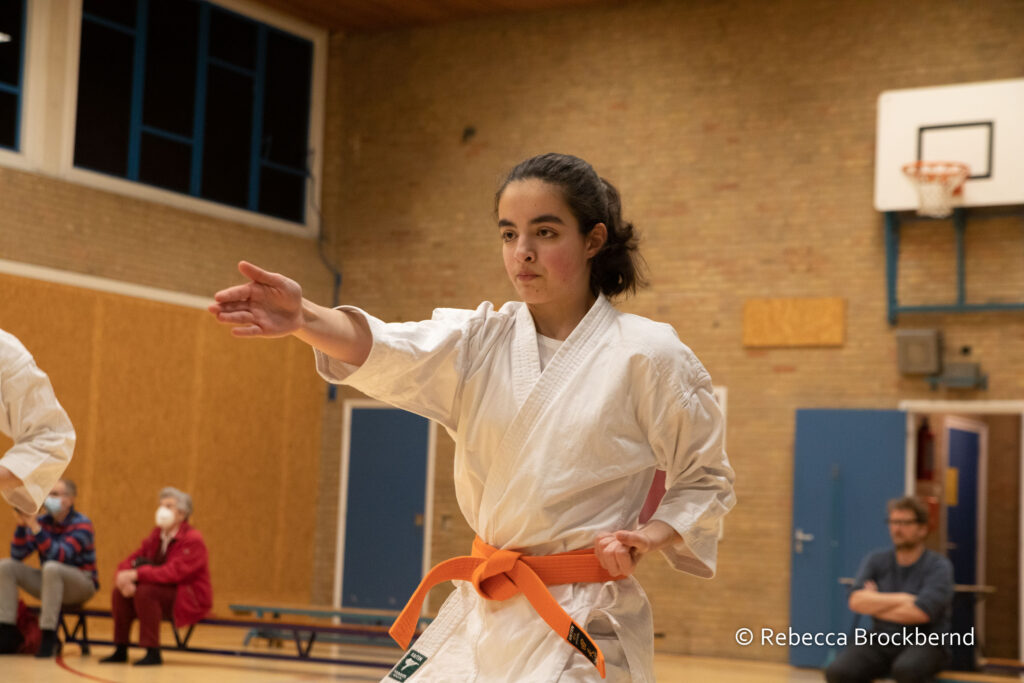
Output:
(478, 295), (616, 542)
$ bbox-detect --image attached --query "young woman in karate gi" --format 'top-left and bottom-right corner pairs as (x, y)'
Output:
(210, 153), (735, 682)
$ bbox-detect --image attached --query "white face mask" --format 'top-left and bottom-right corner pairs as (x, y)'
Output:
(43, 496), (63, 516)
(155, 506), (177, 530)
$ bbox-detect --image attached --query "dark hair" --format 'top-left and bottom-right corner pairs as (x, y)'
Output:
(887, 496), (929, 526)
(495, 153), (646, 298)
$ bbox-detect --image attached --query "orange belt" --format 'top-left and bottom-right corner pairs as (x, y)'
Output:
(389, 536), (623, 678)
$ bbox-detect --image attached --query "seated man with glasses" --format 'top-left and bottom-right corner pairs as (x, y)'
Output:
(825, 496), (954, 683)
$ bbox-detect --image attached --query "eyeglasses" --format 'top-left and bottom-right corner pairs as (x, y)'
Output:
(886, 519), (920, 527)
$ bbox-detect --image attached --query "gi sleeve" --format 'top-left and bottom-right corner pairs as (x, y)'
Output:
(643, 349), (735, 579)
(313, 303), (497, 431)
(0, 350), (76, 514)
(913, 554), (954, 623)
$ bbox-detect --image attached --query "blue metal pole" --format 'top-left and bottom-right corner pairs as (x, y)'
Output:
(953, 208), (966, 306)
(126, 0), (149, 180)
(248, 25), (267, 212)
(13, 0), (25, 151)
(189, 3), (210, 197)
(884, 212), (900, 325)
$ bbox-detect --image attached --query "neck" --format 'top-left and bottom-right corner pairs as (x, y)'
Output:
(527, 292), (597, 340)
(895, 543), (925, 566)
(53, 507), (70, 524)
(165, 523), (182, 537)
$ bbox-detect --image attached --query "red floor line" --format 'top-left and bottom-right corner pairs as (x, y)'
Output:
(55, 654), (120, 683)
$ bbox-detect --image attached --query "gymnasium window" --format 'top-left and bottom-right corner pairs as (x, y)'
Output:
(0, 0), (26, 151)
(73, 0), (314, 225)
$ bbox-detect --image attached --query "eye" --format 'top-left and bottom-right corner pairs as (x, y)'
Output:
(500, 229), (516, 242)
(537, 227), (557, 238)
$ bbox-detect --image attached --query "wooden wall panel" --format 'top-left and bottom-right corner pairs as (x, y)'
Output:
(269, 338), (323, 602)
(0, 272), (323, 611)
(743, 297), (845, 348)
(194, 324), (291, 604)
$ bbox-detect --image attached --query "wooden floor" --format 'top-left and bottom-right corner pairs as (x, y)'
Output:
(2, 650), (824, 682)
(2, 622), (1019, 682)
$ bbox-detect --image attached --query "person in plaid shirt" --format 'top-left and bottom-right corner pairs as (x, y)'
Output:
(0, 478), (97, 657)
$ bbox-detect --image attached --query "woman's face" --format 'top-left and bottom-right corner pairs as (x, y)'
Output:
(159, 497), (186, 526)
(498, 179), (603, 308)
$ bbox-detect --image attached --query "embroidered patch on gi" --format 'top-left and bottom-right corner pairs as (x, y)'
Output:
(388, 649), (427, 681)
(566, 623), (598, 665)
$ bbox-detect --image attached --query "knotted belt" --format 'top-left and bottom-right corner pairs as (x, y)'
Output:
(389, 536), (623, 678)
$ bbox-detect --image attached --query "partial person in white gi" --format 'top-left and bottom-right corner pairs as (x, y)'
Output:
(0, 329), (75, 515)
(209, 153), (736, 682)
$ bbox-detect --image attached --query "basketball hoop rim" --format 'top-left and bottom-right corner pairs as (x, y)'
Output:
(901, 160), (970, 187)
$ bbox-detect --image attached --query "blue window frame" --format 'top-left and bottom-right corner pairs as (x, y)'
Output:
(0, 0), (27, 151)
(74, 0), (313, 224)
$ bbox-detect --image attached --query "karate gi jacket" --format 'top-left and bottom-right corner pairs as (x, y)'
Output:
(316, 295), (735, 682)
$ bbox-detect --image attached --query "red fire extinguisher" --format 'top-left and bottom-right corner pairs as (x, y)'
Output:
(916, 418), (935, 481)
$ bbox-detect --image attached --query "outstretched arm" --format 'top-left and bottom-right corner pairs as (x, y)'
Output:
(209, 261), (372, 365)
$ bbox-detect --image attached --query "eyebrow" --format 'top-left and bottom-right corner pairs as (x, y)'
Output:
(497, 214), (567, 228)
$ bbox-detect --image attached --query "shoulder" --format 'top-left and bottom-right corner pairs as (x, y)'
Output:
(65, 511), (94, 532)
(430, 301), (519, 329)
(864, 548), (894, 567)
(70, 511), (94, 528)
(923, 549), (954, 573)
(611, 311), (712, 394)
(180, 525), (208, 546)
(430, 301), (520, 352)
(0, 329), (34, 375)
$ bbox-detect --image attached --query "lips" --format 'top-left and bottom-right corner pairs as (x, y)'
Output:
(517, 272), (539, 281)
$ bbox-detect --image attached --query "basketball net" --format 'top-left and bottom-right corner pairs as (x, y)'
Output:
(901, 161), (970, 218)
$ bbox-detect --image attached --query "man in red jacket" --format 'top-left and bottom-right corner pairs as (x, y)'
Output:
(99, 487), (212, 666)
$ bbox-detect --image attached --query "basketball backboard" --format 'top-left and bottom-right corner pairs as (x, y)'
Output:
(874, 78), (1024, 212)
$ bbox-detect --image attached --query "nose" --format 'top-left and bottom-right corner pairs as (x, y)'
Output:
(515, 238), (535, 263)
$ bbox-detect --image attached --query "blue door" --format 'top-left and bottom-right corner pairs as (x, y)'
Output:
(946, 427), (980, 585)
(341, 405), (431, 610)
(946, 426), (980, 670)
(790, 409), (907, 668)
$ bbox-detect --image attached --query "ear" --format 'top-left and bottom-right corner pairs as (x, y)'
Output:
(586, 223), (608, 258)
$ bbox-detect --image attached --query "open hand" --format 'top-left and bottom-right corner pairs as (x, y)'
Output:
(594, 530), (654, 578)
(208, 261), (304, 337)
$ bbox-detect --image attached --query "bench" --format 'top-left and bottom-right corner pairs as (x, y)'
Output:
(45, 604), (428, 668)
(228, 602), (432, 649)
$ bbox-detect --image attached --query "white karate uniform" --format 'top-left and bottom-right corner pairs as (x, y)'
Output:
(316, 295), (734, 682)
(0, 329), (76, 514)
